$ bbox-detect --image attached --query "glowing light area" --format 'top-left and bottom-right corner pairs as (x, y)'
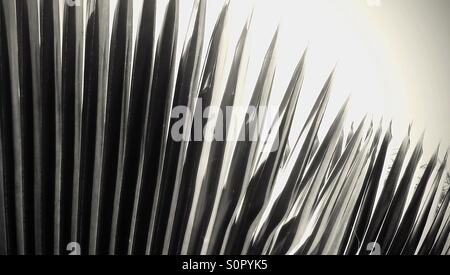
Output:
(135, 1), (450, 218)
(115, 0), (450, 169)
(139, 0), (448, 159)
(149, 0), (449, 242)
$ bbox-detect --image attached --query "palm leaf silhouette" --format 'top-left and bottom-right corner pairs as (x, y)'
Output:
(0, 0), (448, 255)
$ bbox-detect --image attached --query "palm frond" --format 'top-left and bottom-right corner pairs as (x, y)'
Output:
(0, 0), (448, 255)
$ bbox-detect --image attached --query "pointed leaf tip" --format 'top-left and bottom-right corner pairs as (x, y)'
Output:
(343, 95), (351, 106)
(331, 63), (338, 76)
(216, 0), (230, 23)
(434, 143), (440, 155)
(299, 48), (308, 65)
(325, 67), (337, 86)
(431, 145), (440, 164)
(275, 23), (281, 35)
(271, 26), (280, 45)
(419, 130), (425, 143)
(444, 149), (449, 163)
(245, 8), (254, 30)
(223, 0), (231, 12)
(362, 114), (368, 124)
